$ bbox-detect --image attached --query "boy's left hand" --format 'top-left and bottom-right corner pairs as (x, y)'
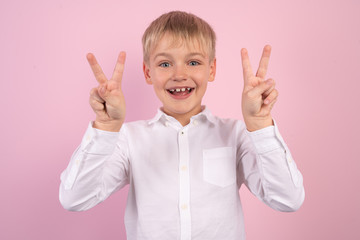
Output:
(241, 45), (278, 131)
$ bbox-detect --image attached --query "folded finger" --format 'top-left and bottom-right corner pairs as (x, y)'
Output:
(89, 88), (106, 111)
(90, 87), (105, 103)
(263, 89), (278, 105)
(247, 78), (274, 99)
(262, 78), (276, 98)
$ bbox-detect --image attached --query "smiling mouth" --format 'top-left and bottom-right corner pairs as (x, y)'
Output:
(167, 87), (194, 95)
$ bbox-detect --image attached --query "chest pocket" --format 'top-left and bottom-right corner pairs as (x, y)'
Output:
(203, 147), (236, 187)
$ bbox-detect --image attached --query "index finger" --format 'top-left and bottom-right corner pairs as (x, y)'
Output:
(111, 51), (126, 84)
(255, 45), (272, 79)
(241, 48), (254, 83)
(86, 53), (108, 84)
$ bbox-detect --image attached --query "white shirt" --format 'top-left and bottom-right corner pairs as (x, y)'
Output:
(59, 107), (305, 240)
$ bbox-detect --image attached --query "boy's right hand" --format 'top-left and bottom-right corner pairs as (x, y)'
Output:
(87, 52), (126, 132)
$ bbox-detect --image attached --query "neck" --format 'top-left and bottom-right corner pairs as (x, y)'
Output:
(162, 105), (203, 127)
(175, 114), (191, 126)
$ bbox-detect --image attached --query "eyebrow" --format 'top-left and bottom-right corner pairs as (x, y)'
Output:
(153, 52), (206, 61)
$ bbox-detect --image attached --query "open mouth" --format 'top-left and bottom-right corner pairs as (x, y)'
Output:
(167, 87), (194, 96)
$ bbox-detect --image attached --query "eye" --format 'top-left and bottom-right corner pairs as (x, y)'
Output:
(189, 61), (200, 66)
(159, 62), (170, 68)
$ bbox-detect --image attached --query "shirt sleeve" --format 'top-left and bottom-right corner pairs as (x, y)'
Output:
(59, 122), (130, 211)
(237, 120), (305, 212)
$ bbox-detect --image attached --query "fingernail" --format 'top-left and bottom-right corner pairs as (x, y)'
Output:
(266, 79), (273, 85)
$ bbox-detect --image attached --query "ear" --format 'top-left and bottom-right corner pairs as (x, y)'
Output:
(143, 62), (153, 85)
(208, 58), (216, 82)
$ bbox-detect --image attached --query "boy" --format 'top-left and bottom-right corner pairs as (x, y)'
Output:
(60, 11), (304, 240)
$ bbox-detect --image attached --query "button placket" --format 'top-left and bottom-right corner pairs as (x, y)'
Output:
(286, 154), (292, 163)
(178, 129), (191, 240)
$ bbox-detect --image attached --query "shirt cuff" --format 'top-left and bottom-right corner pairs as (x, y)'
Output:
(80, 121), (120, 155)
(246, 120), (302, 188)
(246, 122), (282, 154)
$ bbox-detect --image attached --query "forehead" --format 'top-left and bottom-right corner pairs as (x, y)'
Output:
(151, 32), (208, 57)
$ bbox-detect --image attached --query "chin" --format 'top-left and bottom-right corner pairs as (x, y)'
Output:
(166, 103), (201, 116)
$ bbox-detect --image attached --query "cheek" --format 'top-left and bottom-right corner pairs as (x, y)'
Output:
(150, 72), (165, 87)
(153, 80), (169, 94)
(153, 70), (171, 82)
(193, 71), (210, 86)
(153, 81), (164, 90)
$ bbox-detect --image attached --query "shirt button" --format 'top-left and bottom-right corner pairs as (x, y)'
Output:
(165, 121), (169, 127)
(193, 120), (198, 126)
(181, 204), (188, 210)
(287, 155), (292, 163)
(86, 135), (91, 141)
(181, 165), (188, 171)
(181, 131), (184, 135)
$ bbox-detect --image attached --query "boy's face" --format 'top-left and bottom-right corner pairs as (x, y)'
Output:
(143, 33), (216, 122)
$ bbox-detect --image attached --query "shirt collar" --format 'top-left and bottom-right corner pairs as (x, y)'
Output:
(148, 105), (216, 126)
(148, 109), (164, 125)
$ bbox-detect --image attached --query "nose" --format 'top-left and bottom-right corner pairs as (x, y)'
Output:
(172, 65), (187, 81)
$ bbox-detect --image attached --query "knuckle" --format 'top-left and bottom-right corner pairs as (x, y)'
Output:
(90, 88), (97, 95)
(89, 98), (97, 105)
(108, 81), (117, 89)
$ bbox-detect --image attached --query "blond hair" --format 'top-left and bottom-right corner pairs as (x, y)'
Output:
(142, 11), (216, 63)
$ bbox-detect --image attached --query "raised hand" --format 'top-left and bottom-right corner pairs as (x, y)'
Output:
(87, 52), (126, 131)
(241, 45), (278, 131)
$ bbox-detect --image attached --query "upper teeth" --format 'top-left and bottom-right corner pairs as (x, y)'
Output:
(170, 88), (192, 92)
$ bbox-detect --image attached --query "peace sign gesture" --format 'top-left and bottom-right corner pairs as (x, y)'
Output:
(87, 52), (126, 131)
(241, 45), (278, 131)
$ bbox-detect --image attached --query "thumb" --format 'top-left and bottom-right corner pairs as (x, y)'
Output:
(98, 84), (109, 101)
(247, 78), (274, 97)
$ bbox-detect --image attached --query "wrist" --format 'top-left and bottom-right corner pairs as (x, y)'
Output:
(93, 120), (123, 132)
(244, 116), (273, 132)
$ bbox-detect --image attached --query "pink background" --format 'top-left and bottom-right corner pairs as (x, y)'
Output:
(1, 0), (359, 239)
